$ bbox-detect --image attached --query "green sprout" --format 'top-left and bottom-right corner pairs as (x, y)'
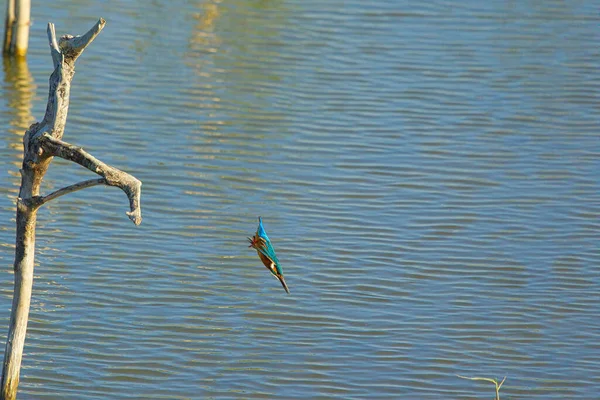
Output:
(457, 375), (507, 400)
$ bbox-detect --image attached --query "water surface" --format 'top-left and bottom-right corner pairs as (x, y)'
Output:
(0, 1), (598, 398)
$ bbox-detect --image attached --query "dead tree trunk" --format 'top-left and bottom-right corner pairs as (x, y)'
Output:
(1, 18), (142, 399)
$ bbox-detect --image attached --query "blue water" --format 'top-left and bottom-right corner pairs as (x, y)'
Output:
(0, 0), (598, 398)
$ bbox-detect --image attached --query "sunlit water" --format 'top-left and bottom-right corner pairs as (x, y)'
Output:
(0, 1), (598, 399)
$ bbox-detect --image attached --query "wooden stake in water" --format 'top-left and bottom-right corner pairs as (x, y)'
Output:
(3, 0), (30, 56)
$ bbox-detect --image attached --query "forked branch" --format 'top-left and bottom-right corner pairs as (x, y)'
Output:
(56, 18), (105, 59)
(38, 133), (142, 225)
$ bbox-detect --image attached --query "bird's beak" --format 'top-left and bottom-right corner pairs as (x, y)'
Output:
(277, 275), (290, 294)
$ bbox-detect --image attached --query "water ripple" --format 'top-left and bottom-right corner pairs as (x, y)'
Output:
(0, 0), (597, 399)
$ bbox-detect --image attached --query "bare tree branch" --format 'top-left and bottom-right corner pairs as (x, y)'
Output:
(57, 17), (105, 60)
(46, 21), (61, 67)
(35, 18), (106, 144)
(28, 178), (107, 207)
(38, 133), (142, 225)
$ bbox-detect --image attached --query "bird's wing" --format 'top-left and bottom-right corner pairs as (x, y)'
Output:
(255, 238), (282, 274)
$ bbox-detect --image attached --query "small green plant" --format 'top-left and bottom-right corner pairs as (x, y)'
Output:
(457, 374), (507, 400)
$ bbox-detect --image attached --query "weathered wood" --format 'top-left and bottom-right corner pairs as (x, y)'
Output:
(1, 19), (142, 399)
(28, 178), (107, 207)
(38, 134), (142, 224)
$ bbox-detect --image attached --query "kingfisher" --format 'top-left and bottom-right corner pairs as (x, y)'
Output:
(248, 217), (290, 294)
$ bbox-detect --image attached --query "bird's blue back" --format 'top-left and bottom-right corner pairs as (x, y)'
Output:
(256, 217), (282, 273)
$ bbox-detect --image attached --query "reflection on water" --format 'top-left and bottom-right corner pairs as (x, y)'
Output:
(2, 56), (35, 155)
(189, 1), (220, 49)
(186, 1), (224, 136)
(1, 56), (35, 200)
(0, 1), (598, 399)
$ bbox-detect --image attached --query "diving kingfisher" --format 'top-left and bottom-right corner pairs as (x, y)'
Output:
(248, 217), (290, 294)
